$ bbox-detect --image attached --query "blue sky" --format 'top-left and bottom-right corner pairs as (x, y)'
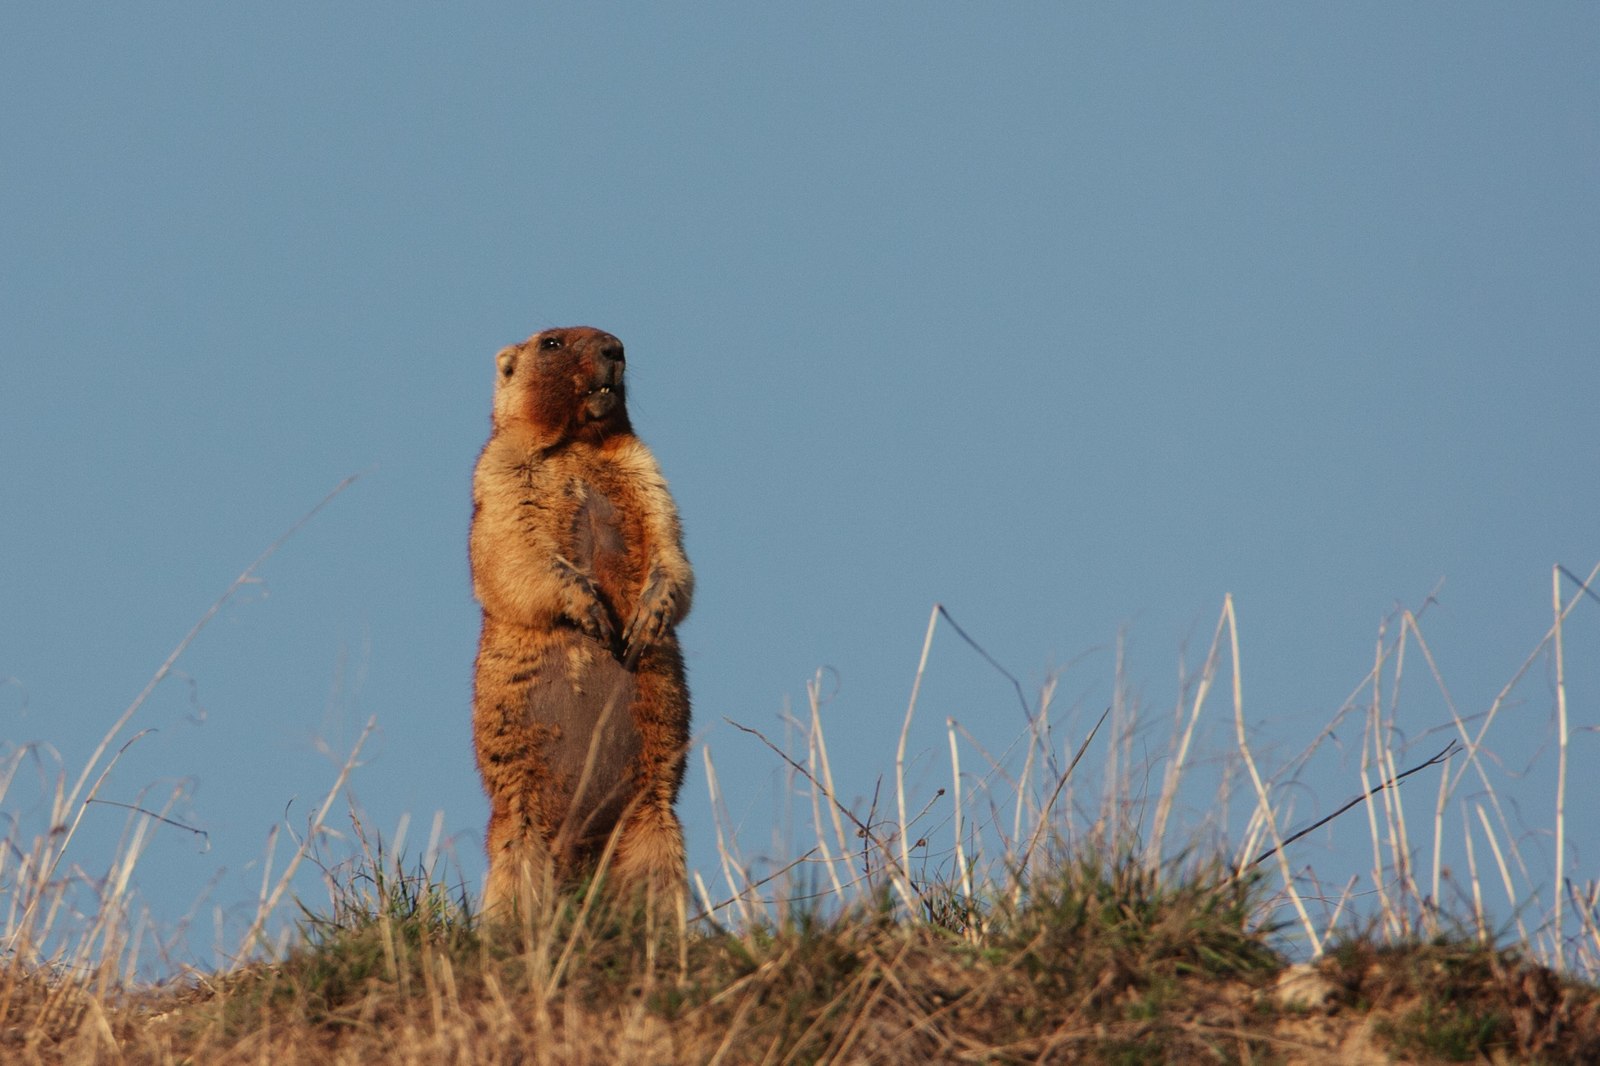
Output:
(3, 5), (1596, 972)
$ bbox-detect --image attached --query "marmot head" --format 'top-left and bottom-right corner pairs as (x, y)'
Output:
(492, 326), (633, 447)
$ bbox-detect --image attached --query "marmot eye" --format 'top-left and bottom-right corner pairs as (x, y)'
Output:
(539, 335), (564, 350)
(501, 363), (514, 378)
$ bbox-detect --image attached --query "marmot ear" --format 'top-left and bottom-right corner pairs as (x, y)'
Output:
(495, 347), (517, 382)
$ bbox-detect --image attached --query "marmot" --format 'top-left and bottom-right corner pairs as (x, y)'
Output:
(470, 326), (692, 914)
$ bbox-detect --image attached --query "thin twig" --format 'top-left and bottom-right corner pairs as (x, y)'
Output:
(725, 718), (916, 908)
(1558, 564), (1600, 607)
(687, 847), (823, 925)
(932, 605), (1033, 720)
(84, 800), (209, 848)
(1014, 707), (1110, 882)
(1247, 740), (1460, 870)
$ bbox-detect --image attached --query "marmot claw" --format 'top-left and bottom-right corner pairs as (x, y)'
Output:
(555, 559), (617, 647)
(622, 570), (677, 668)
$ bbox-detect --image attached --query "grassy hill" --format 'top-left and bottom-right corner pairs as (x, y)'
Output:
(6, 852), (1598, 1064)
(6, 585), (1599, 1063)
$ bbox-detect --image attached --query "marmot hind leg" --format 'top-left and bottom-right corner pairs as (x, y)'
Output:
(610, 800), (686, 902)
(482, 795), (559, 919)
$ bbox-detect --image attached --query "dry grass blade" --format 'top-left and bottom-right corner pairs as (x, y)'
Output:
(236, 714), (377, 959)
(1222, 594), (1321, 954)
(1148, 603), (1229, 865)
(1552, 564), (1571, 970)
(895, 605), (941, 912)
(4, 477), (361, 970)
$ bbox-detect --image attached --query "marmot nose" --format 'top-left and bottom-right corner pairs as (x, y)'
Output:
(597, 340), (624, 365)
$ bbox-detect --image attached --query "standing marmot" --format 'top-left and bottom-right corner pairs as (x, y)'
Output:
(470, 326), (692, 914)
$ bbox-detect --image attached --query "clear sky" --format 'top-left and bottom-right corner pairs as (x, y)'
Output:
(3, 5), (1596, 974)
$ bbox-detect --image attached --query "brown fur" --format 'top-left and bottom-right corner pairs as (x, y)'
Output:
(470, 326), (692, 916)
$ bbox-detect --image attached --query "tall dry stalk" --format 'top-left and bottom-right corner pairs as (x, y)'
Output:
(1552, 565), (1571, 970)
(892, 605), (941, 913)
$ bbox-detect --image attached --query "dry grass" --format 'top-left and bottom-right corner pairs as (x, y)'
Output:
(3, 550), (1598, 1063)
